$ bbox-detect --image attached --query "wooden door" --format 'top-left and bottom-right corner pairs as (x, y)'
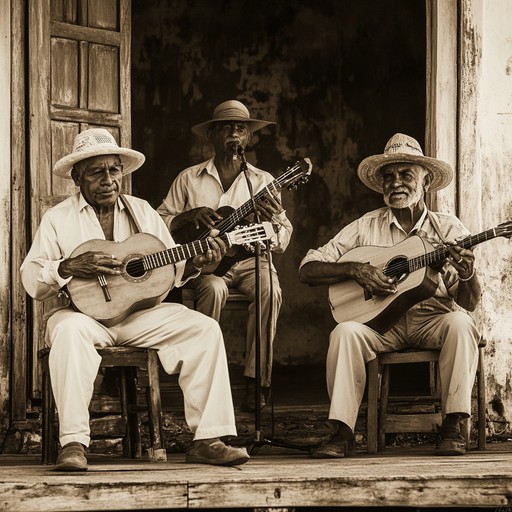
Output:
(27, 0), (132, 398)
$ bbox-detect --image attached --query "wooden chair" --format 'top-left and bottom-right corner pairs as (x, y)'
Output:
(40, 346), (166, 464)
(182, 287), (250, 311)
(366, 342), (487, 453)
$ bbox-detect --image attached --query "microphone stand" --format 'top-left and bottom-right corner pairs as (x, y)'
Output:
(237, 146), (310, 454)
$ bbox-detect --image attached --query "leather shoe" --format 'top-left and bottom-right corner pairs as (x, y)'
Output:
(186, 438), (250, 466)
(54, 442), (88, 472)
(436, 432), (467, 456)
(311, 433), (356, 459)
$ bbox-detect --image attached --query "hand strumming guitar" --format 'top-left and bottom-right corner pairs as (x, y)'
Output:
(58, 251), (123, 279)
(171, 206), (223, 234)
(351, 262), (397, 296)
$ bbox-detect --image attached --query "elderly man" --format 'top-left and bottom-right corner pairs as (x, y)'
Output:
(158, 100), (293, 411)
(299, 133), (481, 458)
(21, 128), (250, 471)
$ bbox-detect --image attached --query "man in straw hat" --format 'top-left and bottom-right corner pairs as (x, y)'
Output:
(158, 100), (294, 411)
(299, 133), (481, 458)
(21, 128), (250, 471)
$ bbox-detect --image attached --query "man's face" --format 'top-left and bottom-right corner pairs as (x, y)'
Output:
(381, 163), (430, 209)
(208, 121), (252, 156)
(72, 154), (123, 209)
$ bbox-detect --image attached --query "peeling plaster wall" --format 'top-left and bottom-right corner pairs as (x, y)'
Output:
(474, 0), (512, 426)
(131, 0), (425, 365)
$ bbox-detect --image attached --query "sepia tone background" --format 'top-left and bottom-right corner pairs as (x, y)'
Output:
(131, 0), (426, 368)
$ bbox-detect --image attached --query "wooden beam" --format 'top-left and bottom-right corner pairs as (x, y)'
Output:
(10, 0), (28, 422)
(425, 0), (458, 214)
(0, 0), (12, 426)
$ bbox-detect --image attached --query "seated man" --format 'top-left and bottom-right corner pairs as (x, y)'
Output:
(21, 128), (249, 471)
(299, 133), (481, 458)
(157, 100), (293, 411)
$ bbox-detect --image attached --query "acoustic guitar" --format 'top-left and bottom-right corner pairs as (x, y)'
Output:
(66, 222), (274, 327)
(328, 221), (512, 334)
(172, 158), (312, 275)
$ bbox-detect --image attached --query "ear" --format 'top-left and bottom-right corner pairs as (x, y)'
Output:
(71, 167), (81, 187)
(423, 172), (432, 192)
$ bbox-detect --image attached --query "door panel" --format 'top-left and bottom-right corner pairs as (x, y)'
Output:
(28, 0), (131, 398)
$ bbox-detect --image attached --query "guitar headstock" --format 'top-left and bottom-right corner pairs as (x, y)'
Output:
(282, 158), (313, 191)
(496, 220), (512, 239)
(225, 222), (275, 247)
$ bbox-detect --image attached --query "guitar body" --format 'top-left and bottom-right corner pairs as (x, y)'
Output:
(328, 236), (440, 334)
(67, 233), (175, 326)
(172, 205), (256, 276)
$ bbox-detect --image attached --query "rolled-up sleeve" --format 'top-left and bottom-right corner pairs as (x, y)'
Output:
(156, 173), (188, 231)
(20, 215), (71, 302)
(299, 218), (361, 269)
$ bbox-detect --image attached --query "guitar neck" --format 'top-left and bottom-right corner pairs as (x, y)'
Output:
(140, 237), (223, 272)
(386, 228), (499, 278)
(210, 165), (300, 236)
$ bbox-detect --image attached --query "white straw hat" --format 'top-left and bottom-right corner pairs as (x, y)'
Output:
(191, 100), (276, 140)
(357, 133), (453, 193)
(53, 128), (145, 179)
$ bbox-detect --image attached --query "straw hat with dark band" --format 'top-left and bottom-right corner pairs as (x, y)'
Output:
(191, 100), (276, 140)
(357, 133), (453, 193)
(53, 128), (145, 179)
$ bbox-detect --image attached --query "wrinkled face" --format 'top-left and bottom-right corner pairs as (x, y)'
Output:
(380, 162), (430, 209)
(72, 154), (123, 209)
(208, 121), (252, 156)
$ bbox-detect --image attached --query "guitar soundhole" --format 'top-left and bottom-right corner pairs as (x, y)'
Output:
(125, 257), (147, 279)
(386, 256), (408, 283)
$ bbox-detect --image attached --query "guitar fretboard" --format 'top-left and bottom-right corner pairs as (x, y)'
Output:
(199, 160), (307, 239)
(141, 238), (212, 271)
(385, 228), (498, 277)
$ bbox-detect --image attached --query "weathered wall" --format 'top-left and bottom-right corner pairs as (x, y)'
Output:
(131, 0), (425, 365)
(468, 0), (512, 427)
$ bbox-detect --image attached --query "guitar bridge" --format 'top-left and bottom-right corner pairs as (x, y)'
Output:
(97, 275), (112, 302)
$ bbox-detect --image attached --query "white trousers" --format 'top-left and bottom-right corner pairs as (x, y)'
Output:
(188, 257), (281, 386)
(46, 303), (237, 447)
(326, 309), (480, 430)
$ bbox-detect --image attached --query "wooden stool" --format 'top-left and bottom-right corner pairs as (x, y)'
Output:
(40, 346), (166, 464)
(182, 287), (250, 311)
(366, 343), (487, 453)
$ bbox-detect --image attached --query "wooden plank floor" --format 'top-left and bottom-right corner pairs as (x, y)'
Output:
(2, 444), (512, 511)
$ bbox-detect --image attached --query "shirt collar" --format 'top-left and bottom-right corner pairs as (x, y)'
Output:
(388, 205), (428, 235)
(199, 156), (257, 177)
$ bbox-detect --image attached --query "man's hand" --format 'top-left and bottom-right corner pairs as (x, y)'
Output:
(352, 262), (397, 296)
(58, 251), (122, 279)
(252, 192), (284, 223)
(445, 243), (475, 280)
(176, 207), (223, 231)
(190, 230), (227, 270)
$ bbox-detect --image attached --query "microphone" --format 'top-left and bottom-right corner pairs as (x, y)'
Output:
(236, 144), (246, 161)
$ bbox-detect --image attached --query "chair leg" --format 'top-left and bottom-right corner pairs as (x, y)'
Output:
(118, 368), (133, 458)
(366, 358), (379, 454)
(378, 364), (391, 451)
(41, 353), (58, 464)
(477, 347), (487, 450)
(146, 351), (166, 462)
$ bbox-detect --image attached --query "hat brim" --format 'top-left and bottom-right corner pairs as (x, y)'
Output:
(357, 153), (453, 193)
(53, 146), (146, 179)
(191, 118), (276, 140)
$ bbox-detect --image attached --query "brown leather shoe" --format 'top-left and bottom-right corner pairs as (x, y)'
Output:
(311, 433), (356, 459)
(54, 442), (88, 472)
(436, 433), (467, 456)
(186, 438), (250, 466)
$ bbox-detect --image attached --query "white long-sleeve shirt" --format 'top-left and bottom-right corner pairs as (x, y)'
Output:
(157, 157), (293, 254)
(21, 192), (188, 303)
(300, 206), (471, 314)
